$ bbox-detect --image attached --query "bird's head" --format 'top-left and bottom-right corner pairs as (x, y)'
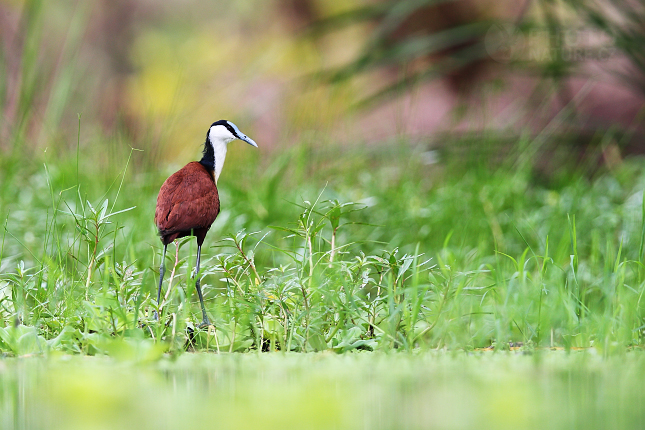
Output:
(202, 120), (257, 182)
(207, 120), (258, 148)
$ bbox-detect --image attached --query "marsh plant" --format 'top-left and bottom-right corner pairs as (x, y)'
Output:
(2, 139), (645, 355)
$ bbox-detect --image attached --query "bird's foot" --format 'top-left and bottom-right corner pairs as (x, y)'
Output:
(153, 310), (160, 321)
(198, 319), (213, 330)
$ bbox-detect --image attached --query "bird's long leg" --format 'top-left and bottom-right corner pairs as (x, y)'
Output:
(155, 244), (167, 321)
(194, 244), (211, 328)
(164, 241), (180, 303)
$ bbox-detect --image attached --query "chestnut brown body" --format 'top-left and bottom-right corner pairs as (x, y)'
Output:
(155, 161), (220, 246)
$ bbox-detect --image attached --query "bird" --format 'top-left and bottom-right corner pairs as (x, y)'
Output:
(154, 120), (257, 328)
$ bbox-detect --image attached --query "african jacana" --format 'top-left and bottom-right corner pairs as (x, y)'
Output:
(154, 120), (257, 327)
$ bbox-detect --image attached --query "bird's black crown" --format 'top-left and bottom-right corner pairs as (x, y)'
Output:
(208, 119), (240, 140)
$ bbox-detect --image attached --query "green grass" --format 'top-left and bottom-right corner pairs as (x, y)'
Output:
(1, 136), (645, 354)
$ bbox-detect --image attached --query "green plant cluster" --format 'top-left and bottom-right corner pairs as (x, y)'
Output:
(1, 140), (645, 355)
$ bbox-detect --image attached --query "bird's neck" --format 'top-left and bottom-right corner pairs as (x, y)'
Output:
(200, 139), (227, 183)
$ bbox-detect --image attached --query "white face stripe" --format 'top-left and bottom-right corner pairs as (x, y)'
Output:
(208, 124), (236, 143)
(207, 126), (231, 183)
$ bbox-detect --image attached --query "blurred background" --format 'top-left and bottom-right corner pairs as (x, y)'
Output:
(1, 0), (643, 166)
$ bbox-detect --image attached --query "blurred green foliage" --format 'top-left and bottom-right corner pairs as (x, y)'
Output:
(2, 352), (645, 429)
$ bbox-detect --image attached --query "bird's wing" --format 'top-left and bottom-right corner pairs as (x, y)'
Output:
(155, 162), (220, 234)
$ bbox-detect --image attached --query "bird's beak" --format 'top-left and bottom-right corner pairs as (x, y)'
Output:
(240, 135), (258, 148)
